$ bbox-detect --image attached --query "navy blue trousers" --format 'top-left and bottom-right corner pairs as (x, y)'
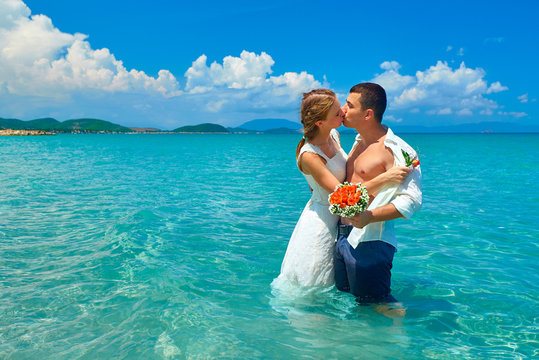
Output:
(334, 226), (397, 303)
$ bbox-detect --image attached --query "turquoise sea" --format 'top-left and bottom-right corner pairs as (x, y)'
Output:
(0, 133), (537, 359)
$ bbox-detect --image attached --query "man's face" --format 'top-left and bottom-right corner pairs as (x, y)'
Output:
(342, 92), (365, 129)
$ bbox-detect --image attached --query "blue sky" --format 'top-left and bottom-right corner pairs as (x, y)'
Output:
(0, 0), (537, 129)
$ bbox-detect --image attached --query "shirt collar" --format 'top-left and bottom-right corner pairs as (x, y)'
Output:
(355, 125), (397, 146)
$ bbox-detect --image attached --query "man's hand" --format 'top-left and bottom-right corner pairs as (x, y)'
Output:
(349, 210), (374, 228)
(350, 204), (404, 228)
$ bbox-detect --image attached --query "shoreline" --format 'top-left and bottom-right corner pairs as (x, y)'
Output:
(0, 129), (54, 136)
(1, 129), (537, 136)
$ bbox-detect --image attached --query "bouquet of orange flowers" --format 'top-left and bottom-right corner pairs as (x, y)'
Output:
(328, 182), (369, 218)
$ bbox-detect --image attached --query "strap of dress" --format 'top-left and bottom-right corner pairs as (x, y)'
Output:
(330, 128), (341, 147)
(297, 142), (330, 162)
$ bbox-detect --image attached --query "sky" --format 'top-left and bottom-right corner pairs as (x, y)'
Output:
(0, 0), (537, 129)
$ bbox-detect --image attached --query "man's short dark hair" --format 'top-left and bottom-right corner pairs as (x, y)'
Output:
(350, 83), (387, 122)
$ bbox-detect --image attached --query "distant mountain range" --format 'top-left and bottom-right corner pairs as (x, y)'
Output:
(0, 117), (300, 134)
(173, 121), (301, 134)
(173, 123), (228, 133)
(0, 117), (131, 132)
(233, 118), (539, 134)
(2, 116), (537, 134)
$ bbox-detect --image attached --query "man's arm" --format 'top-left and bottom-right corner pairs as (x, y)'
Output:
(391, 165), (422, 219)
(350, 165), (423, 228)
(349, 203), (403, 228)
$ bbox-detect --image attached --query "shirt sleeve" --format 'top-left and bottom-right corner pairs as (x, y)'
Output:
(391, 165), (422, 219)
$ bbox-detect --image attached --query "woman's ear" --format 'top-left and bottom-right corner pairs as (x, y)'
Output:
(315, 121), (323, 127)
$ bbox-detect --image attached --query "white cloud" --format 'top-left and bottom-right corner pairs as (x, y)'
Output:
(206, 99), (228, 112)
(457, 108), (473, 116)
(498, 111), (528, 118)
(183, 51), (321, 112)
(384, 114), (402, 123)
(380, 61), (401, 71)
(395, 87), (427, 104)
(185, 51), (275, 92)
(0, 0), (30, 28)
(184, 52), (320, 100)
(487, 81), (508, 94)
(0, 1), (181, 98)
(446, 46), (453, 52)
(373, 61), (414, 92)
(518, 93), (529, 103)
(458, 48), (464, 56)
(0, 0), (527, 128)
(0, 0), (322, 127)
(269, 71), (321, 98)
(372, 60), (508, 116)
(427, 108), (452, 115)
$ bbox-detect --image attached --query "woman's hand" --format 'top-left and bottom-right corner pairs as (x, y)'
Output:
(363, 166), (411, 196)
(382, 166), (411, 185)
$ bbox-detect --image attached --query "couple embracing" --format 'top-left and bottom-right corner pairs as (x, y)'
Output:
(272, 83), (422, 309)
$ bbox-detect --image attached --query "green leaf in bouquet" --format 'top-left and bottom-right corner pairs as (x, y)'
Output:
(402, 149), (412, 166)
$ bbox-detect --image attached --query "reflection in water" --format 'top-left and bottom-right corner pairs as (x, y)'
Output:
(269, 281), (411, 358)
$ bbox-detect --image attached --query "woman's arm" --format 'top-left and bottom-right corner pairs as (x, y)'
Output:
(300, 153), (411, 195)
(299, 152), (341, 193)
(363, 166), (410, 196)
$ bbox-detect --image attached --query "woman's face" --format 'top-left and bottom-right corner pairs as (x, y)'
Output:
(323, 99), (345, 129)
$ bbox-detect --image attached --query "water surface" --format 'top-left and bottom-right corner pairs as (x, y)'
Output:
(0, 133), (537, 359)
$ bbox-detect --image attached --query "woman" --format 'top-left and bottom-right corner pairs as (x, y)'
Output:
(272, 89), (410, 288)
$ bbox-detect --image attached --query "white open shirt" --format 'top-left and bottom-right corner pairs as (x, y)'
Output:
(346, 127), (423, 249)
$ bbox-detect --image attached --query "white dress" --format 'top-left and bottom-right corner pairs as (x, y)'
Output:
(272, 129), (347, 288)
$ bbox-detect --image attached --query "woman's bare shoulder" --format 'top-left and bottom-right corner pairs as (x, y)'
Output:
(299, 151), (327, 175)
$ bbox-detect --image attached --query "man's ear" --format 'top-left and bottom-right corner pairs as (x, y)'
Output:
(365, 109), (374, 121)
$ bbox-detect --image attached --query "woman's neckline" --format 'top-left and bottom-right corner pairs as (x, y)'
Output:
(307, 133), (339, 160)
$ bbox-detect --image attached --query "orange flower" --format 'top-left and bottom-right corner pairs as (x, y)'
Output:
(330, 183), (364, 208)
(412, 159), (420, 167)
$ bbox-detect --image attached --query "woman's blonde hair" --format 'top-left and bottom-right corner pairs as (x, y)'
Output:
(295, 89), (337, 160)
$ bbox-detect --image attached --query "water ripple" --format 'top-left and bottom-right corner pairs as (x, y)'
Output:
(0, 134), (537, 358)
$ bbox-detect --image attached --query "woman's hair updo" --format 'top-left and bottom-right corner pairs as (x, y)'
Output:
(295, 89), (337, 160)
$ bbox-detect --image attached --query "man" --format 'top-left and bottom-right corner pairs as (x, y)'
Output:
(335, 82), (422, 307)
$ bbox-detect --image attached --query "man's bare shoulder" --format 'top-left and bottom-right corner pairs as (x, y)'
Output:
(381, 143), (395, 169)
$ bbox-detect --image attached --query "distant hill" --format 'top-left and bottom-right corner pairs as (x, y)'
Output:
(3, 116), (537, 134)
(173, 123), (229, 133)
(238, 118), (301, 131)
(0, 118), (28, 129)
(0, 117), (131, 132)
(1, 117), (57, 131)
(55, 119), (132, 132)
(27, 118), (62, 130)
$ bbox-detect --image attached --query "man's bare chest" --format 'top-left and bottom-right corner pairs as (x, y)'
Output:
(347, 143), (392, 182)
